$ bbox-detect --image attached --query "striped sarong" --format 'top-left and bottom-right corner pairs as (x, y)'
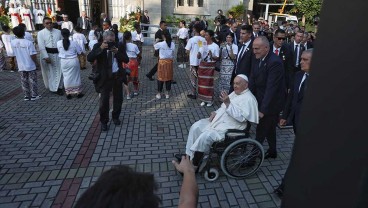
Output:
(197, 61), (216, 102)
(157, 59), (173, 81)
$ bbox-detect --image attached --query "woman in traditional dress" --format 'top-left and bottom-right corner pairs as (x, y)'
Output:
(176, 20), (189, 68)
(122, 31), (140, 96)
(197, 30), (220, 107)
(57, 29), (84, 99)
(154, 30), (175, 99)
(217, 33), (238, 94)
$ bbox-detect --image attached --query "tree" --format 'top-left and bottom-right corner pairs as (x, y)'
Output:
(292, 0), (323, 24)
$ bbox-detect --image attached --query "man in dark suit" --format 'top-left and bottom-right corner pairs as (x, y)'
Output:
(301, 32), (314, 50)
(87, 31), (129, 131)
(287, 31), (305, 73)
(76, 11), (91, 37)
(100, 13), (110, 28)
(270, 29), (293, 90)
(251, 22), (267, 40)
(249, 36), (286, 159)
(228, 22), (240, 45)
(146, 21), (167, 81)
(200, 16), (208, 30)
(229, 25), (254, 92)
(141, 10), (150, 37)
(274, 49), (313, 197)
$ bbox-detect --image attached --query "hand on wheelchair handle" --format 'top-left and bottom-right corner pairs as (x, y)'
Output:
(172, 155), (195, 174)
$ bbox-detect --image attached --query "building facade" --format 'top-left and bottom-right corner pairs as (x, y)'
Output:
(4, 0), (254, 25)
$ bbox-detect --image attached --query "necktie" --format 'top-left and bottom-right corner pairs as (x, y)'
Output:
(298, 74), (308, 100)
(238, 44), (246, 61)
(294, 44), (299, 66)
(107, 50), (114, 77)
(233, 33), (237, 44)
(275, 48), (279, 56)
(258, 59), (263, 68)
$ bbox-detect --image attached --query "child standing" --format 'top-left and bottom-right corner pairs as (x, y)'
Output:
(11, 26), (41, 101)
(123, 31), (140, 96)
(72, 26), (88, 69)
(1, 25), (16, 72)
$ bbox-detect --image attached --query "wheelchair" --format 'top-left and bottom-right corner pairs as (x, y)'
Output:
(198, 129), (265, 182)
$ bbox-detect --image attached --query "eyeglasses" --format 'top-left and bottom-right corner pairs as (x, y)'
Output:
(44, 22), (52, 25)
(276, 37), (286, 40)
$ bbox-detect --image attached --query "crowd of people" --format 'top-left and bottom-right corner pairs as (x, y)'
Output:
(0, 5), (318, 206)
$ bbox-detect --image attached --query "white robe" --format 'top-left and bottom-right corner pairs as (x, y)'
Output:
(61, 21), (74, 34)
(185, 89), (259, 158)
(37, 28), (63, 92)
(33, 9), (45, 25)
(9, 7), (20, 27)
(20, 8), (34, 31)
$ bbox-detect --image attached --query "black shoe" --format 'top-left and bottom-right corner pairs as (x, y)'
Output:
(101, 123), (108, 131)
(274, 186), (284, 198)
(76, 93), (84, 98)
(146, 74), (154, 81)
(56, 88), (64, 95)
(187, 94), (197, 99)
(172, 80), (177, 84)
(112, 118), (121, 125)
(66, 94), (72, 99)
(265, 151), (277, 159)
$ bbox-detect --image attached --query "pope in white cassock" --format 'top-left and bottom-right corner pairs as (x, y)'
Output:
(37, 17), (64, 94)
(179, 74), (259, 167)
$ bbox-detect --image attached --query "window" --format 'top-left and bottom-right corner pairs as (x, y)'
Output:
(188, 0), (194, 6)
(198, 0), (204, 7)
(177, 0), (184, 6)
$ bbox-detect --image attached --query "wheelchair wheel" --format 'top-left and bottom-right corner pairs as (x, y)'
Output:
(204, 168), (219, 182)
(220, 138), (264, 179)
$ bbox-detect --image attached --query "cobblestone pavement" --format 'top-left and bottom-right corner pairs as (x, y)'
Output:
(0, 46), (295, 208)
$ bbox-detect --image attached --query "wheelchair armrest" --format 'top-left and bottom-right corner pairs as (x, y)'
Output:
(225, 129), (249, 139)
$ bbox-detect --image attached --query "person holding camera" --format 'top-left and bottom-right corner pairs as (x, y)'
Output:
(87, 31), (129, 131)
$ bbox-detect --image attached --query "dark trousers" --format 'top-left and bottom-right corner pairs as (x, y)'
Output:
(158, 80), (172, 92)
(147, 63), (158, 77)
(255, 114), (279, 154)
(143, 26), (149, 37)
(99, 75), (123, 124)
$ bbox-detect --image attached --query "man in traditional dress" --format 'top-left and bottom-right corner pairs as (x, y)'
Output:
(33, 4), (45, 30)
(9, 3), (21, 28)
(20, 4), (34, 31)
(175, 75), (259, 168)
(185, 23), (206, 100)
(37, 17), (64, 95)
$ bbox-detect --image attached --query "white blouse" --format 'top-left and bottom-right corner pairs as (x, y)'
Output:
(57, 40), (82, 58)
(176, 28), (189, 39)
(126, 42), (140, 58)
(154, 41), (175, 59)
